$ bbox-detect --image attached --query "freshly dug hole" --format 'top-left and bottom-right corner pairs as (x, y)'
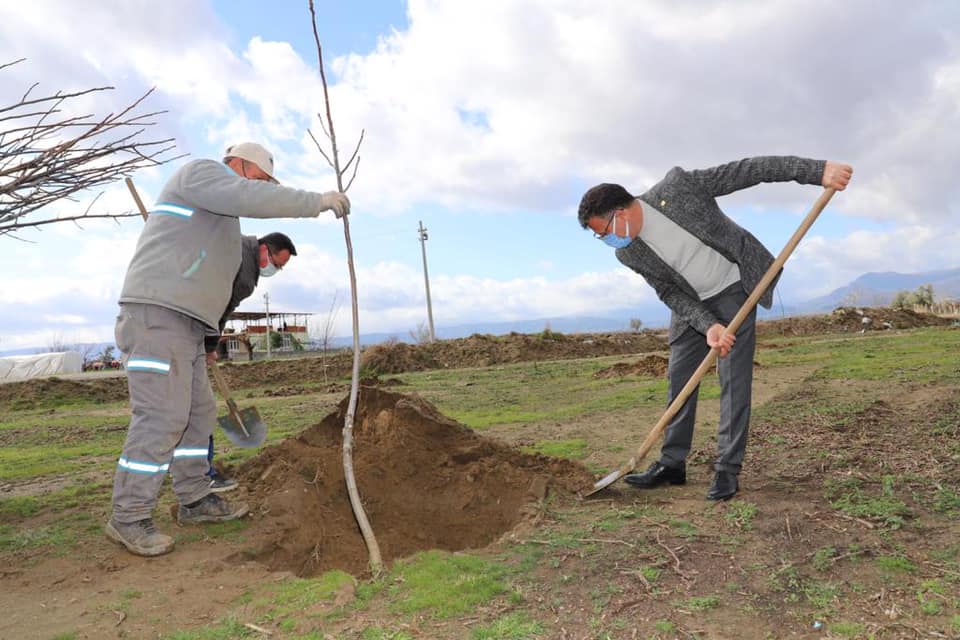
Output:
(236, 386), (594, 577)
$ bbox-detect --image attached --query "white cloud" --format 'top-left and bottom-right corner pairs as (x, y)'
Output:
(778, 224), (960, 301)
(312, 0), (960, 222)
(3, 1), (959, 352)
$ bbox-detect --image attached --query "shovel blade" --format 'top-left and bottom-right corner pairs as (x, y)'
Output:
(217, 406), (267, 448)
(586, 468), (626, 496)
(585, 457), (636, 497)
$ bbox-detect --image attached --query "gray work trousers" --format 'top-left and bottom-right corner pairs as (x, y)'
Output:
(659, 282), (757, 474)
(111, 303), (215, 523)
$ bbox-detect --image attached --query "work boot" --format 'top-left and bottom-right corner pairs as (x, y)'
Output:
(178, 493), (249, 524)
(105, 517), (175, 557)
(624, 461), (686, 488)
(208, 470), (238, 493)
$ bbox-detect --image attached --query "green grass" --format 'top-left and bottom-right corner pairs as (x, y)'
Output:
(932, 486), (960, 516)
(3, 326), (959, 639)
(825, 476), (911, 528)
(680, 595), (720, 611)
(245, 570), (356, 630)
(827, 621), (866, 638)
(654, 620), (676, 633)
(0, 511), (101, 553)
(812, 546), (836, 571)
(670, 519), (698, 539)
(875, 555), (918, 574)
(803, 581), (840, 614)
(811, 328), (960, 383)
(0, 483), (111, 522)
(0, 409), (130, 482)
(359, 629), (415, 640)
(174, 519), (249, 545)
(0, 495), (43, 519)
(159, 618), (253, 640)
(363, 550), (512, 619)
(724, 501), (758, 530)
(397, 356), (709, 430)
(758, 329), (960, 384)
(472, 612), (544, 639)
(521, 438), (588, 460)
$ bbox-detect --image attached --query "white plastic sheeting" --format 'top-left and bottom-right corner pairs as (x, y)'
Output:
(0, 351), (83, 381)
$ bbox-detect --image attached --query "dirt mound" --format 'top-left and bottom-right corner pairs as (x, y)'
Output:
(0, 376), (129, 410)
(361, 331), (667, 375)
(593, 355), (669, 379)
(235, 387), (594, 577)
(219, 354), (352, 391)
(758, 306), (953, 337)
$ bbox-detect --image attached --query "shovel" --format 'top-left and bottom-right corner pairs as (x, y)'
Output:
(587, 188), (837, 496)
(209, 363), (268, 448)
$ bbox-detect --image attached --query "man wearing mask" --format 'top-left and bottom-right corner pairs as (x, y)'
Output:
(108, 142), (349, 556)
(204, 231), (298, 493)
(578, 156), (852, 501)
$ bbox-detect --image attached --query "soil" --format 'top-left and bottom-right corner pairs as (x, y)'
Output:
(235, 387), (593, 577)
(358, 330), (667, 374)
(0, 307), (948, 408)
(593, 354), (670, 379)
(0, 376), (129, 410)
(1, 310), (958, 639)
(756, 305), (953, 338)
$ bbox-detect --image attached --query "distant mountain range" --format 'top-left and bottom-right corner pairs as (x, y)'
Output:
(4, 268), (957, 356)
(325, 267), (960, 346)
(801, 268), (960, 311)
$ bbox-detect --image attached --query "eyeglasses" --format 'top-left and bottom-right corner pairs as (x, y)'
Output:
(592, 210), (618, 239)
(268, 249), (284, 271)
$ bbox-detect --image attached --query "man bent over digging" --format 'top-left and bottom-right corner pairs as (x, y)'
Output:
(578, 156), (852, 501)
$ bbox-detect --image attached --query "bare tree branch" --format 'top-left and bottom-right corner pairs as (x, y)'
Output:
(0, 58), (26, 73)
(344, 155), (361, 192)
(341, 129), (365, 175)
(307, 128), (335, 169)
(315, 110), (331, 141)
(0, 59), (182, 236)
(0, 211), (141, 235)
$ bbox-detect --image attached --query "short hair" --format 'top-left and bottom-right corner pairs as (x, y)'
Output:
(258, 232), (297, 256)
(577, 183), (635, 228)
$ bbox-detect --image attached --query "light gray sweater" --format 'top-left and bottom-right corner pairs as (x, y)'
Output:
(119, 159), (325, 333)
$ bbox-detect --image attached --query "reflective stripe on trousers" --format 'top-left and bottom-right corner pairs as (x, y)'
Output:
(111, 303), (217, 522)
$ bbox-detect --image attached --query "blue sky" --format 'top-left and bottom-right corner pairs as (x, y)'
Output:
(1, 1), (959, 352)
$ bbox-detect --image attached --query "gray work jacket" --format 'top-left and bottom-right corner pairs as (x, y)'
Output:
(119, 159), (324, 335)
(615, 156), (826, 343)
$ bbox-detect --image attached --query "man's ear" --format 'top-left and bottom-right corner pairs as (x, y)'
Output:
(258, 244), (269, 268)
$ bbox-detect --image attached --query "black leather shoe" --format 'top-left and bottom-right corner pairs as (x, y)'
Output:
(706, 470), (738, 501)
(624, 461), (686, 488)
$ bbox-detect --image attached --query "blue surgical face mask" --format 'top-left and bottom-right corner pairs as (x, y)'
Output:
(260, 261), (279, 278)
(601, 217), (632, 249)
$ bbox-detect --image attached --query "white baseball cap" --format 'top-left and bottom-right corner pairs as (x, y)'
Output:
(224, 142), (278, 183)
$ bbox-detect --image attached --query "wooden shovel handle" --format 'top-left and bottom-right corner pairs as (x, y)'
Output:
(125, 177), (149, 221)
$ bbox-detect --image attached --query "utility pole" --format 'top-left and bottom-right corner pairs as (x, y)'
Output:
(263, 292), (271, 359)
(417, 220), (436, 342)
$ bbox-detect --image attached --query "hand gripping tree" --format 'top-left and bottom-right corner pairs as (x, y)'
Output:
(307, 1), (382, 574)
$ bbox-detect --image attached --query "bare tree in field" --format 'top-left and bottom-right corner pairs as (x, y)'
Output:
(0, 58), (180, 239)
(307, 0), (382, 574)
